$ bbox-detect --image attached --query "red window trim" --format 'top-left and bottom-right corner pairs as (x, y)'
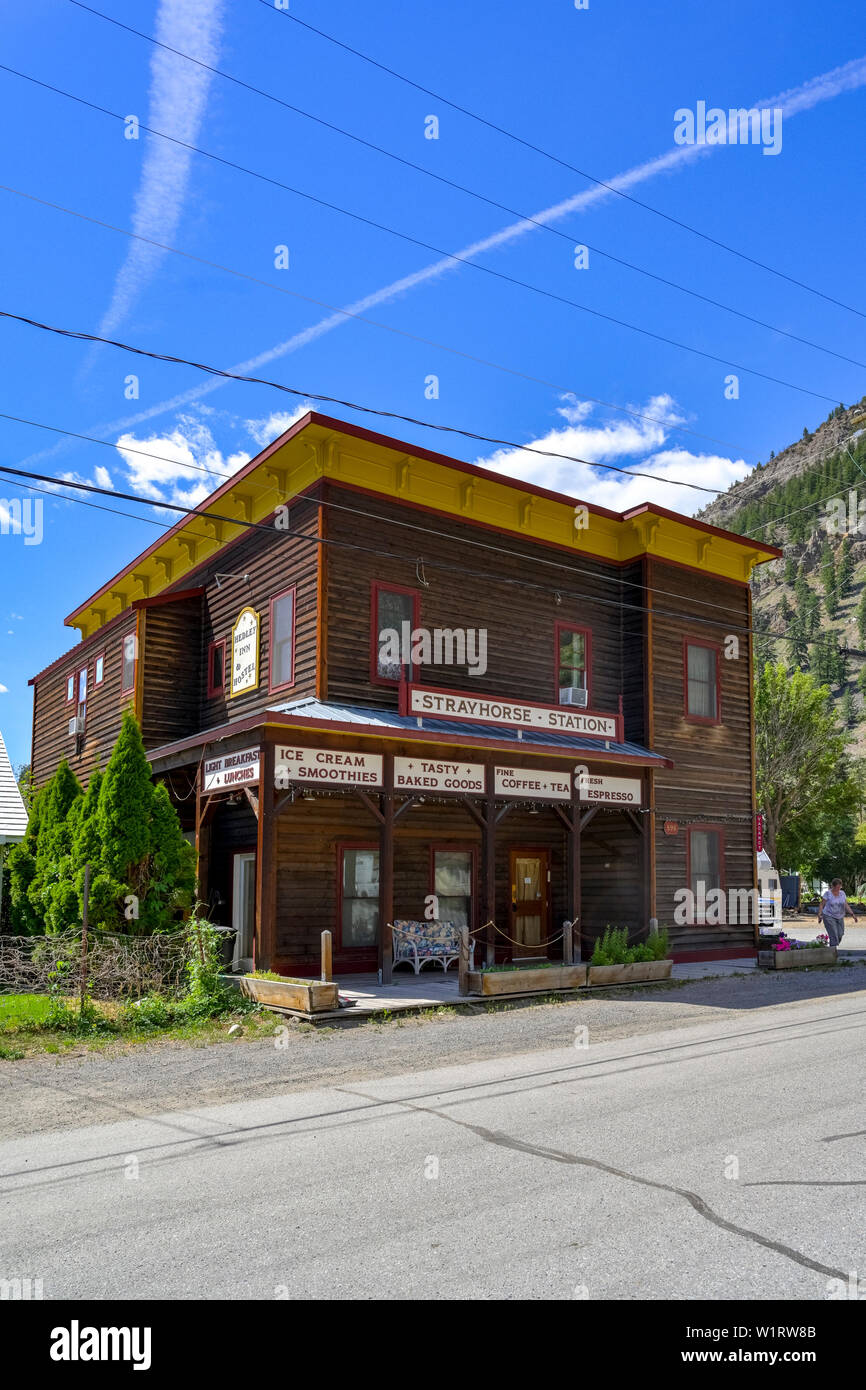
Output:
(268, 585), (297, 695)
(93, 650), (105, 686)
(206, 638), (226, 699)
(682, 636), (722, 725)
(554, 621), (592, 705)
(370, 581), (421, 687)
(336, 841), (380, 952)
(429, 843), (478, 930)
(685, 824), (726, 926)
(121, 632), (137, 696)
(65, 672), (75, 703)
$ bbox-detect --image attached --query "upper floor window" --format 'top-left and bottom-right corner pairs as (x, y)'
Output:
(77, 666), (87, 705)
(372, 582), (420, 684)
(684, 639), (720, 723)
(94, 653), (104, 686)
(207, 639), (226, 698)
(556, 624), (590, 705)
(269, 587), (296, 693)
(65, 673), (75, 703)
(121, 633), (137, 695)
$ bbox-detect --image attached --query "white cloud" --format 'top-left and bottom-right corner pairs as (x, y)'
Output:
(94, 465), (114, 490)
(113, 416), (250, 508)
(92, 0), (226, 342)
(0, 683), (7, 693)
(475, 398), (748, 516)
(245, 405), (313, 449)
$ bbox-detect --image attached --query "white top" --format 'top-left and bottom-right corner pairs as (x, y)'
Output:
(821, 888), (847, 918)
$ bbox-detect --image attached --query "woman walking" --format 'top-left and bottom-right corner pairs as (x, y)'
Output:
(818, 879), (856, 950)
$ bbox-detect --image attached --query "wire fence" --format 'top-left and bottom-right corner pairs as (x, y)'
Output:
(0, 930), (194, 1001)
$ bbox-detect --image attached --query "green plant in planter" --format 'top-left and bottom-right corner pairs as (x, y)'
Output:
(591, 925), (669, 965)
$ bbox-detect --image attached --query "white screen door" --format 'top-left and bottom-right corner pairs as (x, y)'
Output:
(232, 852), (257, 972)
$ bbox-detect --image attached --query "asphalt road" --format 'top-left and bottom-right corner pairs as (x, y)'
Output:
(1, 986), (864, 1300)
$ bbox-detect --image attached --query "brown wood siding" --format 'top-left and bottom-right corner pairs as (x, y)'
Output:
(31, 612), (138, 788)
(190, 495), (321, 737)
(139, 598), (203, 748)
(323, 485), (632, 729)
(648, 560), (755, 953)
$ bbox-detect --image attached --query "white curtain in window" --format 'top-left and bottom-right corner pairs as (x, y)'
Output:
(687, 644), (717, 718)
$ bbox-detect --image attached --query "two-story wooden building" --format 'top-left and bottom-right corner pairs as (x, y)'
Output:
(29, 412), (780, 977)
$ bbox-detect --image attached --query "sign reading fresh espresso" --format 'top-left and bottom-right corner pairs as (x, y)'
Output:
(404, 684), (620, 741)
(203, 746), (260, 791)
(494, 766), (571, 801)
(394, 757), (485, 793)
(231, 606), (260, 697)
(275, 746), (384, 787)
(577, 772), (641, 805)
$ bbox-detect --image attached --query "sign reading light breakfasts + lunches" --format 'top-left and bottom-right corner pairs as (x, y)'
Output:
(402, 683), (622, 741)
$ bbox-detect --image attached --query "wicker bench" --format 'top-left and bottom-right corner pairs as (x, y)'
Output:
(391, 920), (474, 975)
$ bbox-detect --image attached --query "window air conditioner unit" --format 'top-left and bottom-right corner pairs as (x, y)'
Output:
(559, 686), (588, 707)
(68, 716), (78, 737)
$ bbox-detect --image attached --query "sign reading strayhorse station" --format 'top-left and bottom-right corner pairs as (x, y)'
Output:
(275, 746), (384, 787)
(404, 684), (620, 740)
(203, 746), (260, 791)
(394, 757), (485, 793)
(494, 766), (572, 801)
(577, 773), (641, 805)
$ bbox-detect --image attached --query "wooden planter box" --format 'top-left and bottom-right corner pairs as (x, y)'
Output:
(238, 975), (339, 1012)
(758, 947), (837, 970)
(467, 964), (588, 996)
(587, 960), (674, 987)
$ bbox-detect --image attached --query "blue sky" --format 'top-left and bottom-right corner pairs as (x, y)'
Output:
(1, 0), (864, 769)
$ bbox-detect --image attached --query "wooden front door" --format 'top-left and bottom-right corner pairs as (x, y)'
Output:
(509, 850), (550, 958)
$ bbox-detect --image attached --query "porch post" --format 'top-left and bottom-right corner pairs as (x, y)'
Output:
(642, 770), (652, 933)
(569, 780), (582, 963)
(194, 765), (211, 910)
(378, 754), (395, 984)
(255, 741), (277, 971)
(483, 771), (496, 967)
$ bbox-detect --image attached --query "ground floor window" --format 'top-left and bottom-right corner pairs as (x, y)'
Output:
(431, 847), (474, 928)
(340, 845), (379, 947)
(687, 826), (724, 921)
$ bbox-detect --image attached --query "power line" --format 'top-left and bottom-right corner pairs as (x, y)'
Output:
(0, 454), (830, 649)
(65, 0), (866, 375)
(0, 407), (764, 625)
(0, 306), (735, 494)
(0, 62), (846, 405)
(257, 0), (866, 322)
(0, 182), (750, 456)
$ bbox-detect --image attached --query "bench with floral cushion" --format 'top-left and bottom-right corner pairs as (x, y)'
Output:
(391, 920), (474, 975)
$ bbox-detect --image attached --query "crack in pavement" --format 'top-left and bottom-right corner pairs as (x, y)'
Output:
(378, 1096), (849, 1285)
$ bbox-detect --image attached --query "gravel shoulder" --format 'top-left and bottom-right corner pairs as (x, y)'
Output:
(2, 963), (865, 1142)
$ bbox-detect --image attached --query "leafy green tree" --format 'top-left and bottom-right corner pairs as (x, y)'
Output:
(755, 663), (858, 868)
(825, 587), (839, 621)
(783, 555), (797, 585)
(7, 787), (45, 933)
(857, 589), (866, 644)
(840, 687), (857, 729)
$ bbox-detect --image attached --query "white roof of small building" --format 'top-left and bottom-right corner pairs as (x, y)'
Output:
(0, 729), (28, 844)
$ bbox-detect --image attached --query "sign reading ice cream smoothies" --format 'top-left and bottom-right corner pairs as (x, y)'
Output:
(275, 746), (384, 788)
(230, 606), (260, 697)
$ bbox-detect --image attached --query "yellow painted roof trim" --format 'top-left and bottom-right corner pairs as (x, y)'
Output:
(67, 412), (780, 638)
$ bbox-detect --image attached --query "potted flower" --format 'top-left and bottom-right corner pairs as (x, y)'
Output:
(237, 970), (340, 1011)
(758, 931), (837, 970)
